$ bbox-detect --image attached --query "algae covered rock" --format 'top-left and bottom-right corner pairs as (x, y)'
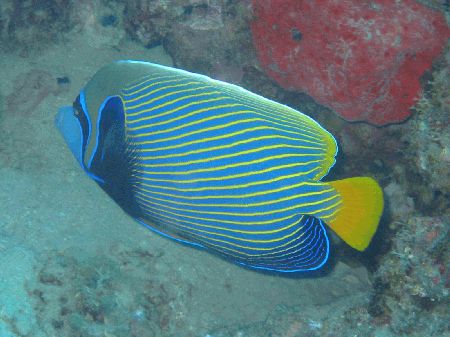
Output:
(0, 0), (75, 52)
(372, 214), (449, 336)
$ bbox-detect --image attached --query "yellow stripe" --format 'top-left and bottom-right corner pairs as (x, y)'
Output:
(139, 212), (325, 263)
(124, 75), (315, 135)
(132, 120), (323, 147)
(128, 101), (322, 143)
(136, 167), (321, 186)
(159, 215), (305, 244)
(135, 186), (335, 208)
(122, 70), (332, 156)
(194, 224), (318, 258)
(197, 235), (312, 259)
(124, 91), (323, 142)
(138, 196), (302, 225)
(214, 84), (318, 132)
(135, 166), (320, 200)
(138, 153), (317, 169)
(185, 229), (305, 252)
(124, 80), (198, 104)
(145, 208), (301, 235)
(138, 134), (322, 158)
(140, 209), (322, 260)
(141, 207), (314, 255)
(135, 191), (339, 217)
(131, 107), (323, 144)
(306, 199), (343, 217)
(127, 103), (242, 131)
(216, 84), (326, 137)
(135, 162), (321, 184)
(128, 97), (232, 128)
(138, 142), (322, 162)
(193, 220), (322, 259)
(136, 127), (323, 156)
(126, 91), (222, 118)
(137, 157), (320, 177)
(123, 74), (181, 93)
(131, 115), (257, 138)
(125, 88), (221, 116)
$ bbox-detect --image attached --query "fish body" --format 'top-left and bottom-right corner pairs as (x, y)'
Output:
(56, 61), (383, 272)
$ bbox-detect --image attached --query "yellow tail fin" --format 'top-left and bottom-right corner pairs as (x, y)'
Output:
(328, 177), (383, 251)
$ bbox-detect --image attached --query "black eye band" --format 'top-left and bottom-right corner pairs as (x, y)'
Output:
(73, 95), (90, 159)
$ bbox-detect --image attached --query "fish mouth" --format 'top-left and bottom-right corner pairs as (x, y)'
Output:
(55, 106), (84, 168)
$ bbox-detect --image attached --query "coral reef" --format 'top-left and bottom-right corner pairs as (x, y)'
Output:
(123, 0), (170, 49)
(0, 0), (75, 53)
(123, 0), (255, 76)
(0, 0), (253, 79)
(165, 0), (254, 77)
(372, 215), (449, 336)
(405, 51), (450, 211)
(0, 0), (128, 53)
(250, 0), (449, 125)
(71, 0), (126, 49)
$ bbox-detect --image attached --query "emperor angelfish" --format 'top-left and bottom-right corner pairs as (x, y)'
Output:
(55, 61), (383, 273)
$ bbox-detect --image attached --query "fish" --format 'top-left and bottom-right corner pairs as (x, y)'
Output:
(55, 60), (383, 273)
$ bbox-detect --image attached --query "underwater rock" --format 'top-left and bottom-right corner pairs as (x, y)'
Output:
(120, 0), (254, 76)
(72, 0), (126, 49)
(384, 182), (415, 220)
(123, 0), (254, 76)
(0, 0), (75, 52)
(251, 0), (449, 125)
(408, 64), (450, 203)
(123, 0), (170, 48)
(394, 52), (450, 214)
(0, 1), (126, 53)
(165, 0), (254, 76)
(373, 214), (449, 336)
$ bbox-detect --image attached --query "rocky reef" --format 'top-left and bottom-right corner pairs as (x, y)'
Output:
(0, 0), (75, 53)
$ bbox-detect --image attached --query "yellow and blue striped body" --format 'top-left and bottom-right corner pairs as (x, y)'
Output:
(55, 61), (383, 273)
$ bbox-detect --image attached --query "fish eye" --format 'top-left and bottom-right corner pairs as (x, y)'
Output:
(72, 95), (83, 118)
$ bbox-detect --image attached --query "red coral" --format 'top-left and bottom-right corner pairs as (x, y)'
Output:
(251, 0), (449, 125)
